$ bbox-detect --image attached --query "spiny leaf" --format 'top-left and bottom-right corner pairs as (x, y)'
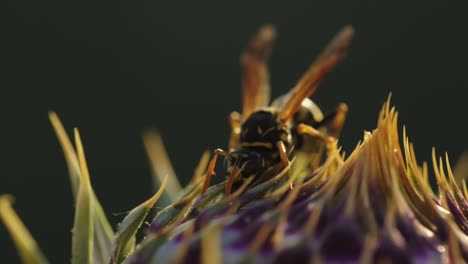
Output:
(48, 112), (80, 195)
(72, 129), (94, 264)
(0, 195), (49, 264)
(49, 112), (114, 262)
(143, 130), (182, 205)
(110, 175), (168, 263)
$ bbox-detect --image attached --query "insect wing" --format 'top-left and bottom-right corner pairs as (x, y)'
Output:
(279, 26), (354, 123)
(241, 24), (276, 120)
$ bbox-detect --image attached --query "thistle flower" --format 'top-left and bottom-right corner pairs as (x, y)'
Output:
(122, 97), (468, 264)
(2, 26), (468, 264)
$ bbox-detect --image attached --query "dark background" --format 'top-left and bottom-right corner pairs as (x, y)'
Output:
(2, 0), (467, 262)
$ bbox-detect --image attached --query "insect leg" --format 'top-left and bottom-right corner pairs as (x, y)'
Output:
(276, 141), (290, 167)
(229, 111), (242, 151)
(315, 103), (348, 140)
(201, 148), (232, 195)
(327, 103), (348, 139)
(225, 164), (241, 195)
(297, 124), (335, 148)
(276, 141), (293, 189)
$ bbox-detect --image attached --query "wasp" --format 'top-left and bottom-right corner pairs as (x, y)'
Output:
(201, 25), (354, 195)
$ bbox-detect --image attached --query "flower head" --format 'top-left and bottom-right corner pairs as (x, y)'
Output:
(124, 97), (468, 263)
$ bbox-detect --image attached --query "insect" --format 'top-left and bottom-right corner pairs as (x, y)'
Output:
(201, 25), (354, 196)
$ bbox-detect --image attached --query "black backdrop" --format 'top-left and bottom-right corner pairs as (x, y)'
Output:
(2, 1), (468, 262)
